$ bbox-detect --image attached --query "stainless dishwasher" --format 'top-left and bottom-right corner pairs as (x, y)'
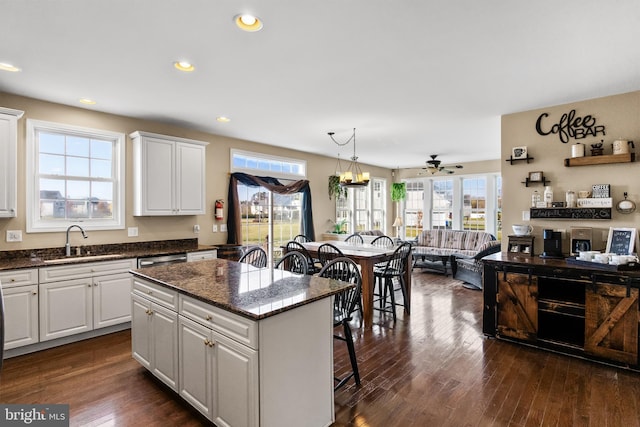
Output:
(137, 253), (188, 268)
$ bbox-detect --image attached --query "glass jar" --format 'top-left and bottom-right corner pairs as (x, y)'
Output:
(565, 191), (576, 208)
(543, 186), (553, 207)
(531, 190), (540, 207)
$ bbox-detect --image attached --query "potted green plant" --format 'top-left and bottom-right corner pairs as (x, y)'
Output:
(391, 182), (406, 202)
(328, 175), (348, 200)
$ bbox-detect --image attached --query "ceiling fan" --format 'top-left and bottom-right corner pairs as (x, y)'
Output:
(421, 154), (463, 175)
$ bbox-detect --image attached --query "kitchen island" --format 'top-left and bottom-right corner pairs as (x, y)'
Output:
(129, 258), (353, 427)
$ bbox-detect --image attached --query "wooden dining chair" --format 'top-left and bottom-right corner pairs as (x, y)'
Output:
(285, 240), (321, 274)
(274, 250), (309, 274)
(371, 235), (394, 248)
(238, 246), (268, 268)
(374, 242), (412, 321)
(345, 233), (364, 245)
(318, 257), (362, 390)
(293, 234), (311, 243)
(317, 243), (345, 266)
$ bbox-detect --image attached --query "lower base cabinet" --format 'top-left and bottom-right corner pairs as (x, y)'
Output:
(2, 284), (39, 349)
(179, 316), (258, 426)
(131, 293), (179, 390)
(485, 255), (640, 369)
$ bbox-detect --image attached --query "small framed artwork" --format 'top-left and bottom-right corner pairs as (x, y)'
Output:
(528, 171), (543, 182)
(606, 227), (638, 255)
(512, 146), (528, 160)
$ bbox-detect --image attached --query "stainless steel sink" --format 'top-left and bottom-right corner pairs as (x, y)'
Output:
(43, 254), (124, 264)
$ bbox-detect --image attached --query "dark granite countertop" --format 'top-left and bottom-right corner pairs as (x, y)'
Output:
(0, 239), (216, 271)
(130, 258), (352, 320)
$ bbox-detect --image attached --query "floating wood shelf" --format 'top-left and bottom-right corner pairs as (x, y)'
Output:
(522, 177), (550, 187)
(530, 207), (612, 220)
(564, 153), (635, 167)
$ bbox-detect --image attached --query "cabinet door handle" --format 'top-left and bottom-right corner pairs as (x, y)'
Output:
(88, 284), (92, 288)
(147, 290), (153, 295)
(204, 339), (210, 346)
(94, 282), (99, 286)
(146, 309), (153, 315)
(10, 278), (16, 282)
(208, 340), (214, 347)
(205, 315), (212, 321)
(32, 291), (37, 295)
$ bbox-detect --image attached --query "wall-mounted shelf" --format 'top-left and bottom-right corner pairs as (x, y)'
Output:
(506, 155), (534, 165)
(530, 207), (612, 220)
(564, 153), (635, 167)
(522, 177), (551, 187)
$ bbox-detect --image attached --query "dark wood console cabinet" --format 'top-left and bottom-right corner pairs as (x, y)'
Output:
(483, 253), (640, 369)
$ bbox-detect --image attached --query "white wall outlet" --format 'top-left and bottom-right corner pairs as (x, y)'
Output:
(128, 227), (139, 237)
(6, 230), (22, 242)
(212, 224), (218, 233)
(220, 224), (227, 233)
(522, 211), (530, 221)
(193, 224), (200, 234)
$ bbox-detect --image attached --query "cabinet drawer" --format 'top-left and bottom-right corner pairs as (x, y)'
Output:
(133, 278), (178, 310)
(179, 294), (257, 349)
(40, 259), (136, 283)
(186, 250), (217, 262)
(0, 268), (38, 288)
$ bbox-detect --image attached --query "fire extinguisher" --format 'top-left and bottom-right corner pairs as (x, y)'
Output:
(215, 199), (224, 221)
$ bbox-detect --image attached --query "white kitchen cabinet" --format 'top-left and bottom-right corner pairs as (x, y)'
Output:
(1, 268), (39, 349)
(178, 314), (258, 425)
(186, 250), (217, 262)
(39, 259), (135, 341)
(132, 290), (179, 391)
(130, 131), (208, 216)
(0, 107), (24, 218)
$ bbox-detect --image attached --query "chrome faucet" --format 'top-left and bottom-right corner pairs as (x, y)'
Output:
(65, 224), (88, 256)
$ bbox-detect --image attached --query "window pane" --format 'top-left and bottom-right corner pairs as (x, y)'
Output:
(463, 177), (487, 231)
(91, 139), (112, 160)
(405, 180), (424, 238)
(67, 180), (90, 200)
(66, 136), (90, 157)
(39, 179), (66, 219)
(432, 180), (453, 229)
(67, 156), (89, 177)
(39, 154), (65, 175)
(39, 132), (65, 155)
(91, 159), (112, 178)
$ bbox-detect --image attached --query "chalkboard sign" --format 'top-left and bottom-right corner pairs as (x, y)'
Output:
(606, 227), (637, 255)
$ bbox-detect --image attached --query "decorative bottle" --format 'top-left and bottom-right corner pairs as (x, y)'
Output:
(531, 190), (540, 207)
(543, 186), (553, 207)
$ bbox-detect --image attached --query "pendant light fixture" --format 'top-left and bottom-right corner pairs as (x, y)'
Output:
(328, 128), (370, 187)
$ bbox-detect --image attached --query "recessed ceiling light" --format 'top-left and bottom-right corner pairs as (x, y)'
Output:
(0, 62), (21, 72)
(216, 116), (231, 123)
(79, 98), (96, 105)
(174, 61), (195, 72)
(234, 14), (263, 32)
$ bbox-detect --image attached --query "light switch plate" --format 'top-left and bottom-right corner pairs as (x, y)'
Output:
(220, 224), (227, 233)
(193, 224), (200, 234)
(212, 224), (218, 233)
(522, 211), (530, 221)
(6, 230), (22, 242)
(128, 227), (139, 237)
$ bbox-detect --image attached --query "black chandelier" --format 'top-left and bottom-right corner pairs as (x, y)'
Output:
(328, 128), (370, 187)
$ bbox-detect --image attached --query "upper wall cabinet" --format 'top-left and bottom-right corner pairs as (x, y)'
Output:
(130, 131), (209, 216)
(0, 107), (24, 218)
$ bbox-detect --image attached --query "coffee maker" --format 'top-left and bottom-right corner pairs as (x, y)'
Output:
(540, 228), (563, 258)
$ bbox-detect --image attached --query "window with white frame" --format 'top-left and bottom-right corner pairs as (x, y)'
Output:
(230, 149), (307, 257)
(335, 177), (386, 234)
(401, 174), (501, 238)
(26, 120), (125, 232)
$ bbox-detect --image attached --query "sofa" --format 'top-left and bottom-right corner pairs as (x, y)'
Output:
(411, 229), (500, 287)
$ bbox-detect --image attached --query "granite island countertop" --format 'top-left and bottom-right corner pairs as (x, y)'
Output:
(130, 258), (353, 320)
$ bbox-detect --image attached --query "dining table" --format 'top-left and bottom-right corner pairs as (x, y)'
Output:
(296, 240), (411, 327)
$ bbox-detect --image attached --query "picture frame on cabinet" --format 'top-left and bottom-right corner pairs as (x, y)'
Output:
(528, 171), (543, 182)
(606, 227), (638, 255)
(512, 146), (528, 160)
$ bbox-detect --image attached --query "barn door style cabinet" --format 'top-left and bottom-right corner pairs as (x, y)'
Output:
(483, 253), (640, 369)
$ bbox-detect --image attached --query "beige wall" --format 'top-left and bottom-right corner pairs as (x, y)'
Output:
(501, 90), (640, 254)
(0, 92), (392, 251)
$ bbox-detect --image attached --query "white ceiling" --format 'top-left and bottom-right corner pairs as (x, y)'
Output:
(1, 1), (639, 169)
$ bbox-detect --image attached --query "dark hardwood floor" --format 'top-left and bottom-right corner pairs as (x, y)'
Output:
(2, 271), (640, 426)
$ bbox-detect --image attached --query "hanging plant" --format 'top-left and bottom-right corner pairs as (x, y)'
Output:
(328, 175), (348, 200)
(391, 182), (407, 202)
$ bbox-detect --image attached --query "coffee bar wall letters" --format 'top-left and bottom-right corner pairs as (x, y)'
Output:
(535, 109), (606, 143)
